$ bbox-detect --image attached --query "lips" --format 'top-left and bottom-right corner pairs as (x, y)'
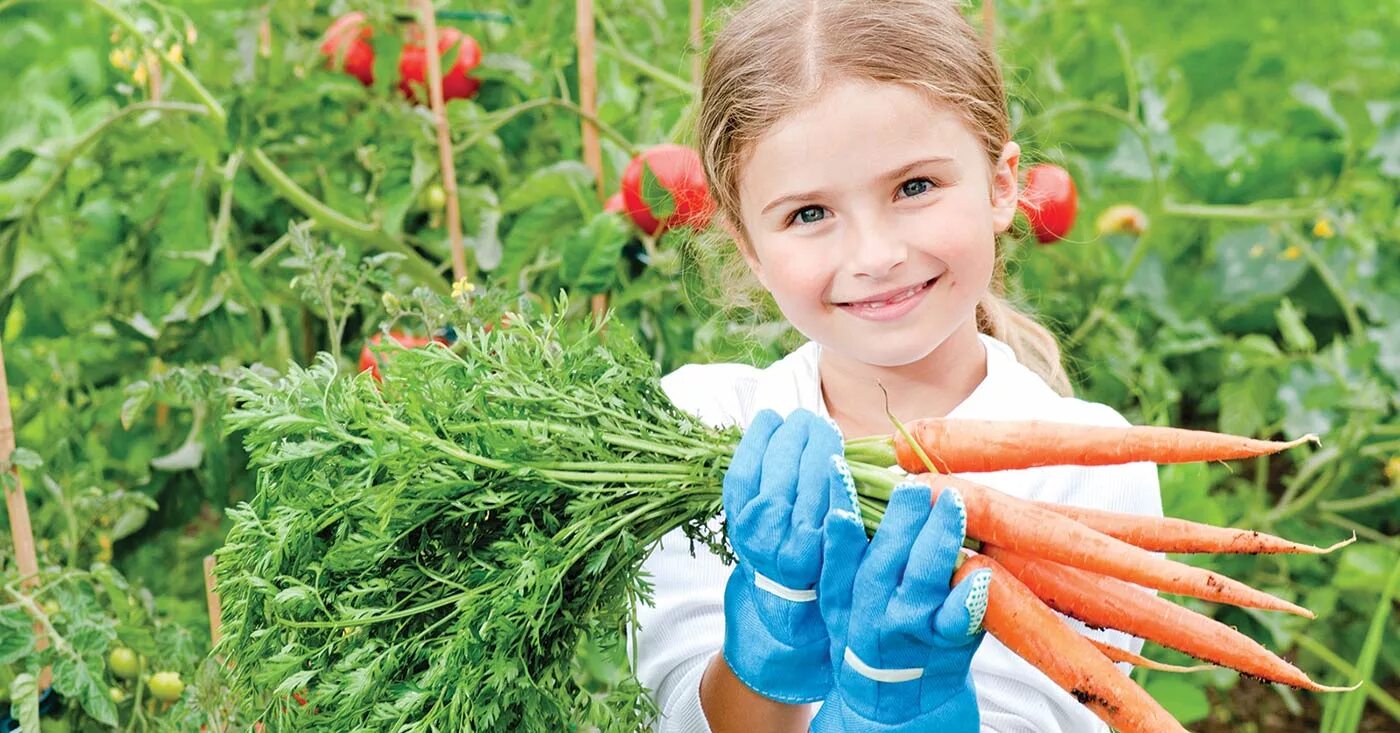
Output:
(832, 276), (939, 322)
(834, 277), (939, 307)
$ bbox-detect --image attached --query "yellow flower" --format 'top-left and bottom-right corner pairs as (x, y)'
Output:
(109, 47), (134, 70)
(1282, 244), (1302, 261)
(1312, 218), (1335, 239)
(132, 60), (148, 86)
(185, 22), (198, 45)
(166, 43), (183, 65)
(1249, 243), (1265, 258)
(1386, 457), (1400, 482)
(452, 279), (477, 300)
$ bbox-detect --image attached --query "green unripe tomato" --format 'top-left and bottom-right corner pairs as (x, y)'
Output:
(148, 670), (185, 702)
(422, 184), (447, 211)
(109, 646), (140, 679)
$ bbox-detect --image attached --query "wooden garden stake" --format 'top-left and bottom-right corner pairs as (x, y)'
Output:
(577, 0), (609, 326)
(204, 555), (223, 649)
(982, 0), (996, 46)
(690, 0), (704, 84)
(0, 337), (52, 690)
(416, 0), (470, 284)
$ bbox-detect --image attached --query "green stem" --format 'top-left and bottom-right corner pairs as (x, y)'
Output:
(1319, 486), (1400, 512)
(1294, 635), (1400, 723)
(1284, 227), (1365, 341)
(1035, 100), (1162, 198)
(1160, 200), (1325, 221)
(244, 148), (446, 292)
(454, 98), (636, 158)
(596, 43), (695, 97)
(91, 0), (226, 125)
(276, 589), (475, 628)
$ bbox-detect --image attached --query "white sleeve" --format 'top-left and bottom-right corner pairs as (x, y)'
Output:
(633, 526), (729, 733)
(969, 456), (1163, 733)
(631, 364), (751, 733)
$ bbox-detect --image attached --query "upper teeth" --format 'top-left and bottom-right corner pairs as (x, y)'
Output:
(860, 282), (923, 306)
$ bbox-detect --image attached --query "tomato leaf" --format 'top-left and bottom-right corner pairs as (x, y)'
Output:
(52, 654), (118, 726)
(560, 211), (630, 293)
(10, 672), (39, 733)
(501, 161), (594, 214)
(0, 607), (35, 664)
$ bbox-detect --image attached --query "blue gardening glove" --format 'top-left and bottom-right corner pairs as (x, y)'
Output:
(813, 473), (992, 732)
(722, 408), (845, 703)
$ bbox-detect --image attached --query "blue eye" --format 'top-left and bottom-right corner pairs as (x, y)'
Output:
(900, 178), (935, 198)
(791, 206), (826, 225)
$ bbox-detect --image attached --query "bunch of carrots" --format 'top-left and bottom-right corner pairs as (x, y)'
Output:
(217, 308), (1360, 731)
(836, 418), (1359, 732)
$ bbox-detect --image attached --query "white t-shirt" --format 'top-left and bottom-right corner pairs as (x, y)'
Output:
(635, 334), (1164, 732)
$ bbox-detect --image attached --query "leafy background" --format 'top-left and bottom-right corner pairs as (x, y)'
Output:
(1, 0), (1396, 730)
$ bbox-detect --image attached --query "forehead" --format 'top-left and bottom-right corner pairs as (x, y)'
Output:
(738, 79), (985, 202)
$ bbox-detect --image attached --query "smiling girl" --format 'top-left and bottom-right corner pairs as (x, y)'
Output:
(634, 1), (1163, 731)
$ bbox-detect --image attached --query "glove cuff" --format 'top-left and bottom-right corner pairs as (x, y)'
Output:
(722, 568), (830, 703)
(811, 687), (981, 733)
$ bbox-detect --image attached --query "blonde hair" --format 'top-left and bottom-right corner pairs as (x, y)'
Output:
(694, 0), (1072, 396)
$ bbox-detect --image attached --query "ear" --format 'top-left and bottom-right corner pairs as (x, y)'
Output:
(720, 214), (768, 288)
(989, 141), (1021, 233)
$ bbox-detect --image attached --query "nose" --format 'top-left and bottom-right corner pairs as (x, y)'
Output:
(845, 212), (908, 279)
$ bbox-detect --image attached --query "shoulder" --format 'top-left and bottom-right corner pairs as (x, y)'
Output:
(973, 335), (1133, 428)
(660, 342), (822, 429)
(962, 335), (1163, 516)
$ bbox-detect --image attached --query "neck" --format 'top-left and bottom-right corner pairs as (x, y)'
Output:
(818, 321), (988, 439)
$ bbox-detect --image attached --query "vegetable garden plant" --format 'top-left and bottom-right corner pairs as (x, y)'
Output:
(1, 0), (1397, 731)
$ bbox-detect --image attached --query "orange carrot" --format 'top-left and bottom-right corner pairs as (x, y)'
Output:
(981, 544), (1357, 692)
(953, 553), (1190, 733)
(1033, 501), (1356, 555)
(893, 417), (1316, 474)
(922, 475), (1315, 618)
(1086, 636), (1214, 674)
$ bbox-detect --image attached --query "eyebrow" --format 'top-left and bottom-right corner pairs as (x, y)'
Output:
(759, 156), (956, 216)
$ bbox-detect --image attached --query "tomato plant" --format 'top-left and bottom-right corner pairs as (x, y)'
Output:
(319, 11), (483, 103)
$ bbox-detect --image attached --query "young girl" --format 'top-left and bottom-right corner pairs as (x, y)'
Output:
(635, 1), (1163, 730)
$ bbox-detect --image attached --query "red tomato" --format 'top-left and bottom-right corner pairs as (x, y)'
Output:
(398, 27), (483, 103)
(620, 144), (715, 236)
(1018, 163), (1078, 244)
(358, 332), (447, 381)
(320, 12), (375, 87)
(603, 191), (626, 214)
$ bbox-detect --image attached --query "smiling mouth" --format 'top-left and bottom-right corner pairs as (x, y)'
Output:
(834, 277), (939, 307)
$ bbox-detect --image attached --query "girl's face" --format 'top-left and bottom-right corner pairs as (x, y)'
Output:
(734, 78), (1020, 368)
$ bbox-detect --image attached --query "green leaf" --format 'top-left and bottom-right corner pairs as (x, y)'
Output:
(0, 147), (35, 180)
(1334, 544), (1394, 592)
(0, 607), (35, 664)
(11, 672), (39, 733)
(1144, 675), (1211, 725)
(1210, 225), (1308, 308)
(501, 161), (594, 214)
(1276, 298), (1316, 354)
(1218, 369), (1276, 437)
(52, 654), (118, 725)
(559, 211), (630, 293)
(8, 446), (42, 470)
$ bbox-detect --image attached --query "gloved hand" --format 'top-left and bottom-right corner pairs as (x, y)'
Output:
(812, 470), (992, 732)
(721, 408), (845, 703)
